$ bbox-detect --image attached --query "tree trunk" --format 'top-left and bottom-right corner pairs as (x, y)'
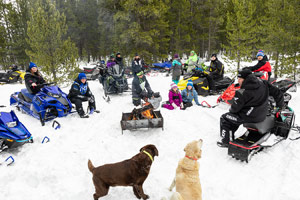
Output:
(274, 51), (279, 78)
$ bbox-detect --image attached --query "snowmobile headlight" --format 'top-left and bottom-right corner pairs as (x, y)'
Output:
(48, 92), (61, 98)
(6, 121), (17, 128)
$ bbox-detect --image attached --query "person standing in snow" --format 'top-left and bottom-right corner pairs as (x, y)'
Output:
(162, 82), (183, 110)
(217, 69), (284, 148)
(181, 80), (201, 109)
(244, 50), (272, 80)
(132, 53), (145, 76)
(170, 54), (182, 84)
(184, 50), (198, 74)
(206, 53), (224, 95)
(68, 73), (96, 118)
(25, 62), (46, 94)
(131, 69), (153, 106)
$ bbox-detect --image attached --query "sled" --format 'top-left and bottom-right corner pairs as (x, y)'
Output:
(120, 110), (164, 134)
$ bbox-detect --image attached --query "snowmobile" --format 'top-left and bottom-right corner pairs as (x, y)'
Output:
(0, 66), (25, 84)
(178, 70), (232, 96)
(217, 72), (297, 104)
(81, 63), (104, 80)
(10, 83), (72, 126)
(228, 81), (297, 163)
(99, 64), (129, 99)
(0, 110), (33, 152)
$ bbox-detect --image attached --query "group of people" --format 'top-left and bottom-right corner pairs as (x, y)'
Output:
(24, 49), (280, 148)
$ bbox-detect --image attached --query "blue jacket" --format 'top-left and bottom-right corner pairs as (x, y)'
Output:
(181, 88), (200, 105)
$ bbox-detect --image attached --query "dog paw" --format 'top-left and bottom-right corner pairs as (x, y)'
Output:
(142, 194), (149, 199)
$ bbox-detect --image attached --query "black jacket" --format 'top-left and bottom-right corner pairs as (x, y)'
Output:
(24, 70), (46, 94)
(209, 58), (224, 77)
(68, 78), (93, 101)
(132, 58), (145, 74)
(132, 75), (153, 99)
(230, 74), (284, 123)
(116, 56), (124, 67)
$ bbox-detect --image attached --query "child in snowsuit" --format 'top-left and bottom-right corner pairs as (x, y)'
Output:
(170, 54), (182, 84)
(162, 82), (183, 110)
(131, 70), (153, 106)
(181, 80), (201, 109)
(68, 73), (96, 118)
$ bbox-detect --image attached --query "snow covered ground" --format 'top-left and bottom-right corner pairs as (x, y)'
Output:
(1, 62), (300, 200)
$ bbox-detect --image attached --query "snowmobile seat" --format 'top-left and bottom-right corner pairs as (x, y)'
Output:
(21, 89), (35, 102)
(243, 115), (275, 134)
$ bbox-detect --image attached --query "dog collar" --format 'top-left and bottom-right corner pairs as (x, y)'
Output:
(143, 150), (153, 162)
(185, 155), (198, 161)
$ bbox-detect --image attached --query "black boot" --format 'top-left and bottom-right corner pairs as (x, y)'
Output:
(217, 140), (229, 148)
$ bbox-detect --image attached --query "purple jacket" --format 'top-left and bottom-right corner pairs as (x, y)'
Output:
(168, 89), (182, 106)
(107, 61), (116, 68)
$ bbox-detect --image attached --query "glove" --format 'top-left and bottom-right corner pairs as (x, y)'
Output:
(180, 103), (184, 109)
(172, 103), (178, 109)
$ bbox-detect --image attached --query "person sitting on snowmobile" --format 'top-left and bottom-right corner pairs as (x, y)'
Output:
(107, 54), (116, 68)
(25, 62), (46, 94)
(181, 80), (201, 109)
(115, 52), (124, 67)
(132, 53), (145, 76)
(132, 69), (153, 106)
(170, 54), (182, 85)
(206, 54), (224, 95)
(244, 50), (272, 80)
(162, 82), (183, 110)
(184, 50), (198, 74)
(68, 73), (96, 118)
(217, 69), (284, 148)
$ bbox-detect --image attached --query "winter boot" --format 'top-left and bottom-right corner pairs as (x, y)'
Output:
(80, 113), (89, 118)
(217, 140), (229, 148)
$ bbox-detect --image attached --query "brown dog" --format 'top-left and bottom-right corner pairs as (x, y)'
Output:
(88, 144), (158, 200)
(169, 139), (203, 200)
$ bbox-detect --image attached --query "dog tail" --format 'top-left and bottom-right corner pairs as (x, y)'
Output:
(88, 159), (95, 173)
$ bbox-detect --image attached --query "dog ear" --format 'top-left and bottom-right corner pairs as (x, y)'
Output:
(152, 145), (159, 157)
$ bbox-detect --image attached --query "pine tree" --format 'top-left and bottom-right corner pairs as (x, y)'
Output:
(224, 0), (258, 70)
(114, 0), (170, 62)
(26, 0), (79, 83)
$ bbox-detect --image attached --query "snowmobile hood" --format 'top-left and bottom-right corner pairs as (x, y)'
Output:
(241, 74), (261, 90)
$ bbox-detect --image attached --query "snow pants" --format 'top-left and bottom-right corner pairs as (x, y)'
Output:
(206, 72), (222, 91)
(70, 96), (96, 116)
(220, 112), (244, 144)
(163, 100), (181, 110)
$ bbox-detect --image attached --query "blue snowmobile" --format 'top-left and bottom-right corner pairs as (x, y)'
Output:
(0, 110), (33, 152)
(10, 83), (72, 126)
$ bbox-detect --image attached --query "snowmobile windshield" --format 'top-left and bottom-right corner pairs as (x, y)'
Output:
(43, 86), (62, 98)
(112, 64), (122, 77)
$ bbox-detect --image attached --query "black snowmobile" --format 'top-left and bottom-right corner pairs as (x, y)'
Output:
(228, 81), (298, 163)
(0, 66), (25, 84)
(178, 70), (232, 96)
(99, 64), (129, 101)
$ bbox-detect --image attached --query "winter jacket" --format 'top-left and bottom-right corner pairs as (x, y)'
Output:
(181, 88), (200, 105)
(132, 58), (145, 75)
(186, 51), (198, 66)
(68, 78), (93, 101)
(249, 55), (272, 73)
(209, 58), (224, 77)
(168, 89), (183, 106)
(132, 75), (153, 99)
(116, 56), (124, 67)
(229, 74), (284, 123)
(171, 59), (182, 80)
(24, 70), (46, 94)
(163, 89), (183, 110)
(107, 60), (116, 68)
